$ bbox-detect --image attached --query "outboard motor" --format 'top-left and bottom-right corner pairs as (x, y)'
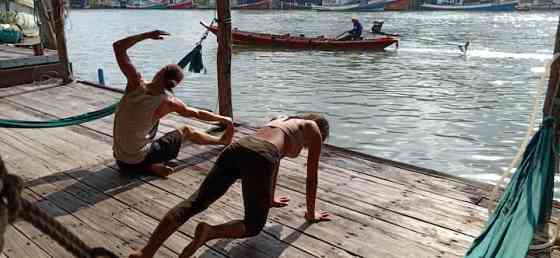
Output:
(371, 21), (384, 34)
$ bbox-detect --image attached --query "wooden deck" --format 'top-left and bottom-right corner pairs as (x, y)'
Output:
(0, 45), (65, 88)
(0, 80), (558, 258)
(0, 45), (58, 70)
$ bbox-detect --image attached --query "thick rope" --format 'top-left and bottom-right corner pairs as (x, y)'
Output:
(0, 157), (117, 258)
(487, 54), (560, 251)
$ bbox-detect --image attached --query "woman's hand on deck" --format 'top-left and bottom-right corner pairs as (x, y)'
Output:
(305, 210), (331, 223)
(271, 196), (290, 208)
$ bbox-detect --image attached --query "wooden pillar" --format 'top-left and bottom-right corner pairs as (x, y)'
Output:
(543, 17), (560, 117)
(216, 0), (233, 118)
(51, 0), (73, 84)
(37, 0), (58, 50)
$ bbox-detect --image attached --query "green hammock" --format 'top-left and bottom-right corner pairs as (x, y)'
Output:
(0, 42), (205, 129)
(464, 117), (556, 258)
(0, 104), (118, 129)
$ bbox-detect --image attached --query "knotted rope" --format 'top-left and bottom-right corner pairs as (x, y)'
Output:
(0, 157), (117, 258)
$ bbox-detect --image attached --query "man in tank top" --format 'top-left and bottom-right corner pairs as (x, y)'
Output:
(112, 30), (234, 177)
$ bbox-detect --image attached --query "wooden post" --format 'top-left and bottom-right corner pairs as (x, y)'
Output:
(51, 0), (72, 84)
(216, 0), (233, 118)
(38, 0), (58, 50)
(543, 17), (560, 116)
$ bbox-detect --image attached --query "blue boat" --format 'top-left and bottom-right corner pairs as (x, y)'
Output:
(421, 0), (517, 11)
(311, 0), (397, 11)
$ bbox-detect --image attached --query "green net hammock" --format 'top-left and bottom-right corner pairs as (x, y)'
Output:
(464, 117), (556, 258)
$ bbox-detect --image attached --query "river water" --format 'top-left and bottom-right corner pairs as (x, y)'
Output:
(66, 10), (558, 186)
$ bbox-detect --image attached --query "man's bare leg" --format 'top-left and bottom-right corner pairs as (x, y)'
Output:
(147, 163), (174, 177)
(129, 210), (184, 258)
(180, 220), (247, 258)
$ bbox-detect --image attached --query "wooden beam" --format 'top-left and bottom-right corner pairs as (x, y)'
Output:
(0, 62), (67, 88)
(216, 0), (233, 118)
(51, 0), (72, 84)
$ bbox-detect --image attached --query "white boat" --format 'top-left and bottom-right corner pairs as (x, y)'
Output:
(312, 0), (397, 11)
(421, 0), (518, 10)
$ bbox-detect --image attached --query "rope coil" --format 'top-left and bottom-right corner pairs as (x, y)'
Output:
(0, 157), (118, 258)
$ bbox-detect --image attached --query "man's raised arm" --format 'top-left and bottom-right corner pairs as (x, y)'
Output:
(113, 30), (169, 90)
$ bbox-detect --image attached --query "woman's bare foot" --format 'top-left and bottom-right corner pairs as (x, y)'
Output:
(148, 164), (174, 177)
(179, 222), (210, 258)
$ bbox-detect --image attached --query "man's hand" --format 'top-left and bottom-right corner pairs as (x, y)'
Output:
(145, 30), (170, 40)
(305, 210), (331, 223)
(271, 197), (290, 208)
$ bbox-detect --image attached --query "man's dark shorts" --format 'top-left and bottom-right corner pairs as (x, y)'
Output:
(116, 130), (183, 173)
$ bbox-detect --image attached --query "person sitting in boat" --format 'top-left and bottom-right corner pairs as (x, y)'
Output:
(340, 17), (363, 41)
(112, 30), (234, 177)
(129, 113), (331, 258)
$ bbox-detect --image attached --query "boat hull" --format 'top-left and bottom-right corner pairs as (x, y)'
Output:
(168, 0), (194, 8)
(126, 3), (167, 8)
(205, 25), (398, 51)
(421, 1), (517, 11)
(311, 0), (396, 11)
(235, 0), (272, 9)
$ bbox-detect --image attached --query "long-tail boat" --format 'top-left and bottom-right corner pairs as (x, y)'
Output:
(167, 0), (194, 8)
(202, 23), (398, 51)
(234, 0), (272, 9)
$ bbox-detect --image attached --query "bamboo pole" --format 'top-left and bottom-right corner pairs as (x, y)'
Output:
(216, 0), (233, 118)
(51, 0), (72, 84)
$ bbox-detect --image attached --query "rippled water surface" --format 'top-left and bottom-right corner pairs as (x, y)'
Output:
(66, 10), (558, 185)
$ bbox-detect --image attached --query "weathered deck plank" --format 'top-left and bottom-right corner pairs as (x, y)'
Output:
(0, 45), (58, 69)
(3, 225), (51, 258)
(0, 80), (558, 258)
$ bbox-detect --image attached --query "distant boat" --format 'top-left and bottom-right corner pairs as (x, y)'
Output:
(514, 3), (530, 10)
(311, 0), (397, 11)
(167, 0), (194, 8)
(278, 0), (313, 9)
(201, 22), (398, 51)
(421, 0), (518, 11)
(234, 0), (272, 9)
(514, 3), (560, 10)
(126, 0), (167, 8)
(70, 0), (87, 8)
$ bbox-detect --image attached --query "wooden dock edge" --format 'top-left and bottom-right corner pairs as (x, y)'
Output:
(0, 62), (67, 88)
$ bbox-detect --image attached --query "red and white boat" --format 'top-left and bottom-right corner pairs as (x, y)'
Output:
(202, 23), (398, 51)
